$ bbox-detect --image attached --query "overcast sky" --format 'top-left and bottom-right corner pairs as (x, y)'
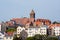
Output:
(0, 0), (60, 22)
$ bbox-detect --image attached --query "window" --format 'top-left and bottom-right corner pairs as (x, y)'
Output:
(6, 37), (8, 39)
(59, 30), (60, 31)
(20, 29), (21, 30)
(10, 37), (12, 39)
(42, 32), (43, 33)
(0, 34), (1, 36)
(29, 28), (32, 30)
(18, 32), (19, 33)
(35, 28), (38, 30)
(44, 29), (45, 30)
(40, 29), (42, 30)
(18, 29), (19, 31)
(29, 31), (32, 33)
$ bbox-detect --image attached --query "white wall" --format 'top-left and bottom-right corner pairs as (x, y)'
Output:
(4, 36), (13, 40)
(27, 27), (40, 37)
(53, 27), (60, 36)
(40, 27), (47, 35)
(17, 26), (25, 34)
(17, 26), (48, 37)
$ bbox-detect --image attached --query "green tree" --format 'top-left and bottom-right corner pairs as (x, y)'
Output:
(34, 34), (48, 40)
(33, 34), (42, 40)
(26, 34), (47, 40)
(46, 36), (58, 40)
(13, 35), (19, 40)
(13, 30), (28, 40)
(13, 34), (58, 40)
(6, 28), (16, 32)
(13, 35), (22, 40)
(53, 21), (60, 24)
(26, 37), (34, 40)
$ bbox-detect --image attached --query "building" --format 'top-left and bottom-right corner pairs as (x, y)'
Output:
(27, 27), (40, 37)
(4, 32), (14, 40)
(52, 26), (60, 36)
(40, 25), (48, 35)
(30, 10), (35, 19)
(1, 22), (7, 33)
(17, 26), (25, 37)
(0, 32), (4, 40)
(49, 24), (60, 36)
(17, 25), (48, 37)
(5, 10), (51, 28)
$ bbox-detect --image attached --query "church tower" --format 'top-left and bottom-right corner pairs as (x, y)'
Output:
(30, 10), (35, 19)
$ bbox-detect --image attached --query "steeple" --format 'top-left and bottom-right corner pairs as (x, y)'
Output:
(30, 10), (35, 18)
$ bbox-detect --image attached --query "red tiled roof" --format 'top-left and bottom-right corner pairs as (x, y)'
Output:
(5, 21), (14, 26)
(11, 18), (34, 25)
(36, 19), (51, 22)
(5, 18), (51, 27)
(7, 32), (13, 36)
(49, 24), (60, 29)
(36, 19), (51, 26)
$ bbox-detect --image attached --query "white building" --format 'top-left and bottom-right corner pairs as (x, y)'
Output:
(27, 27), (40, 37)
(17, 26), (25, 37)
(3, 32), (13, 40)
(0, 32), (4, 40)
(17, 25), (48, 37)
(52, 26), (60, 36)
(4, 36), (13, 40)
(17, 26), (25, 35)
(40, 26), (48, 35)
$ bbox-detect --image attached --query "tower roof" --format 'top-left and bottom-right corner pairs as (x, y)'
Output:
(30, 10), (35, 14)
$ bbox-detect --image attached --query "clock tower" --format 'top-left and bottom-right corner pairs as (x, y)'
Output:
(30, 10), (35, 19)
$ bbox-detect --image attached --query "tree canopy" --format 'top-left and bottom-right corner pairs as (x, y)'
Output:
(26, 34), (58, 40)
(13, 34), (58, 40)
(6, 28), (16, 32)
(53, 21), (60, 24)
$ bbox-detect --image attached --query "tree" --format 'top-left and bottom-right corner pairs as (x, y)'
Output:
(26, 37), (34, 40)
(6, 28), (16, 32)
(26, 34), (47, 40)
(53, 21), (60, 24)
(33, 34), (42, 40)
(46, 36), (58, 40)
(13, 30), (28, 40)
(13, 34), (58, 40)
(34, 34), (48, 40)
(26, 35), (58, 40)
(13, 35), (20, 40)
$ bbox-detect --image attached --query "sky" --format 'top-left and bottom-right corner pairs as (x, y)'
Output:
(0, 0), (60, 22)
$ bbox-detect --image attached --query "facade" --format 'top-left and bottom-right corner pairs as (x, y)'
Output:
(49, 24), (60, 36)
(3, 32), (14, 40)
(27, 27), (40, 37)
(52, 26), (60, 36)
(17, 26), (25, 37)
(0, 32), (4, 39)
(4, 36), (13, 40)
(40, 25), (48, 35)
(1, 22), (6, 33)
(17, 25), (48, 37)
(17, 26), (25, 35)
